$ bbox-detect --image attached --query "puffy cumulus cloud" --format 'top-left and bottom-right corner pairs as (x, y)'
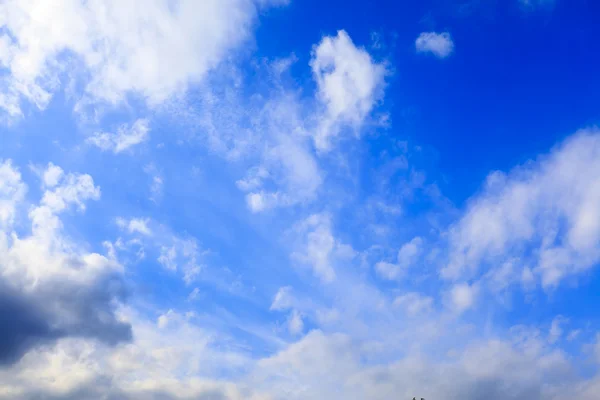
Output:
(311, 30), (387, 151)
(41, 162), (64, 188)
(86, 118), (150, 153)
(415, 32), (454, 58)
(443, 129), (600, 288)
(0, 162), (131, 366)
(251, 329), (577, 400)
(0, 0), (286, 116)
(0, 309), (268, 400)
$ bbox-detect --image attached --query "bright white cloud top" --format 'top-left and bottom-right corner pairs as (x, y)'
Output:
(415, 31), (455, 58)
(1, 1), (600, 400)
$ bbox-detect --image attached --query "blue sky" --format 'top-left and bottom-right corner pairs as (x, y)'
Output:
(1, 0), (600, 399)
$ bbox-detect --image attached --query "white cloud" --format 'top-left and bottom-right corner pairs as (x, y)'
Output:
(0, 0), (286, 115)
(87, 118), (150, 153)
(311, 30), (387, 151)
(288, 310), (304, 336)
(188, 287), (201, 301)
(0, 160), (26, 228)
(41, 163), (64, 188)
(240, 98), (323, 212)
(443, 129), (600, 288)
(375, 261), (403, 280)
(271, 286), (294, 311)
(116, 217), (152, 236)
(548, 316), (568, 344)
(415, 32), (454, 58)
(375, 237), (422, 280)
(447, 283), (479, 313)
(566, 329), (581, 342)
(397, 236), (423, 268)
(157, 237), (204, 284)
(393, 292), (434, 316)
(252, 329), (573, 400)
(291, 214), (356, 283)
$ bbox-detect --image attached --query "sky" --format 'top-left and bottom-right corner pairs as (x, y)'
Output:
(1, 0), (600, 399)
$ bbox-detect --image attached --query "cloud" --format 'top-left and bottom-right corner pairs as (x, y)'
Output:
(0, 0), (285, 116)
(182, 30), (384, 213)
(375, 237), (422, 280)
(87, 119), (150, 153)
(0, 160), (26, 228)
(0, 162), (131, 366)
(291, 214), (356, 283)
(443, 129), (600, 289)
(415, 32), (454, 58)
(252, 329), (574, 400)
(0, 280), (60, 366)
(0, 309), (266, 400)
(311, 30), (387, 151)
(393, 292), (434, 316)
(287, 310), (304, 336)
(41, 163), (64, 188)
(447, 282), (479, 313)
(548, 316), (568, 344)
(271, 286), (294, 311)
(195, 66), (323, 212)
(116, 217), (152, 236)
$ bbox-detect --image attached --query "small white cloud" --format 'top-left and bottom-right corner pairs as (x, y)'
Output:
(158, 245), (178, 271)
(42, 163), (64, 188)
(0, 159), (26, 228)
(397, 237), (423, 269)
(246, 192), (270, 213)
(291, 214), (341, 283)
(375, 261), (403, 280)
(271, 286), (294, 311)
(566, 329), (581, 342)
(394, 292), (434, 316)
(375, 237), (422, 280)
(288, 310), (304, 336)
(548, 316), (568, 344)
(116, 217), (152, 236)
(188, 287), (201, 301)
(87, 119), (150, 153)
(157, 237), (203, 284)
(416, 32), (454, 58)
(448, 283), (479, 313)
(311, 30), (387, 151)
(128, 218), (152, 236)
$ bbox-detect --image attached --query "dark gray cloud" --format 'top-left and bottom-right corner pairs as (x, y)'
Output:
(0, 282), (62, 366)
(0, 273), (131, 366)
